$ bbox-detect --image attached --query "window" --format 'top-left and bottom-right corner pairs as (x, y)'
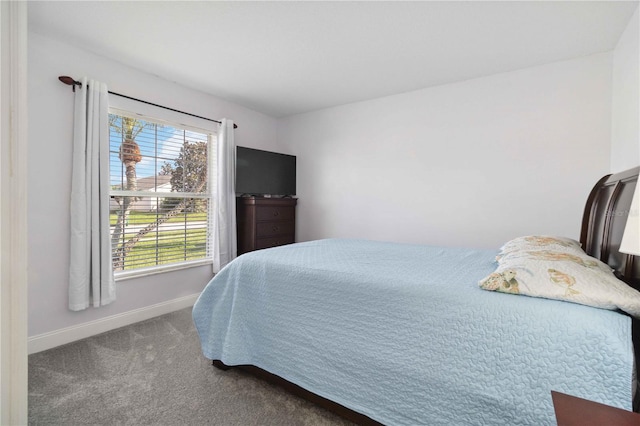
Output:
(109, 110), (214, 275)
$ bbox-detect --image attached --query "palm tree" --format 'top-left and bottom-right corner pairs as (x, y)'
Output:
(117, 117), (144, 189)
(109, 116), (146, 270)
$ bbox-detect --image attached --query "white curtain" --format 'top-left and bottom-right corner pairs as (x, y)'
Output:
(210, 118), (237, 272)
(68, 77), (115, 311)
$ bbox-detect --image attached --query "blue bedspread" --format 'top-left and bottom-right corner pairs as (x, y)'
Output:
(192, 239), (633, 425)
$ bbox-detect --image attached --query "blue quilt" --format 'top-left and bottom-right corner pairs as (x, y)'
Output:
(192, 239), (633, 425)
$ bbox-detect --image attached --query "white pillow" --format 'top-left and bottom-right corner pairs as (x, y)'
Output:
(496, 235), (583, 262)
(480, 247), (640, 318)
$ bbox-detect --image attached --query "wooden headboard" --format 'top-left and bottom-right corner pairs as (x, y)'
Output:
(580, 166), (640, 411)
(581, 166), (639, 291)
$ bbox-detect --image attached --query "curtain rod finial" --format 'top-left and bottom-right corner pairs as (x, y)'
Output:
(59, 76), (81, 92)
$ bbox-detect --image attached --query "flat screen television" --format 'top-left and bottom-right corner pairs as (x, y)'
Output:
(235, 146), (296, 196)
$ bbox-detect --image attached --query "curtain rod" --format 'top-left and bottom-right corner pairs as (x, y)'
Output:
(58, 76), (238, 129)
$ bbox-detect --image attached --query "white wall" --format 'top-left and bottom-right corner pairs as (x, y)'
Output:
(28, 32), (279, 339)
(278, 53), (613, 249)
(611, 6), (640, 173)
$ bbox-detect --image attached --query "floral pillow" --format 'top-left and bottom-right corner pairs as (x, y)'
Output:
(496, 235), (583, 262)
(480, 247), (640, 318)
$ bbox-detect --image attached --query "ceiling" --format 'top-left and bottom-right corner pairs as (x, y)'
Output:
(28, 1), (638, 118)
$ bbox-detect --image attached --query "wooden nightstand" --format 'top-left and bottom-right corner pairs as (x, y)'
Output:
(551, 391), (640, 426)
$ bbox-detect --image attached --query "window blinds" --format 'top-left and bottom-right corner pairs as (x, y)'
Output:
(109, 112), (213, 273)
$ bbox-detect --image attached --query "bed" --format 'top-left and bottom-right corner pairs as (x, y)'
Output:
(192, 166), (640, 425)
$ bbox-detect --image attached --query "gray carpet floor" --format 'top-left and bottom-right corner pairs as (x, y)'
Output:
(28, 307), (353, 426)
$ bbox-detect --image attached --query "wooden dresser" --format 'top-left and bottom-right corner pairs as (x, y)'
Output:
(236, 197), (297, 255)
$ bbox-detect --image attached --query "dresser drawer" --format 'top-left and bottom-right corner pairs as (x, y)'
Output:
(255, 235), (295, 250)
(256, 206), (295, 222)
(256, 221), (295, 238)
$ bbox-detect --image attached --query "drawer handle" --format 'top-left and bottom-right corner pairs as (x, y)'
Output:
(273, 210), (280, 217)
(272, 226), (280, 232)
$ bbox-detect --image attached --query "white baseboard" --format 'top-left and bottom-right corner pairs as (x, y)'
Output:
(28, 293), (200, 354)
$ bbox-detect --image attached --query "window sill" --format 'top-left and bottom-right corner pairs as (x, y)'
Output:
(114, 259), (213, 282)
